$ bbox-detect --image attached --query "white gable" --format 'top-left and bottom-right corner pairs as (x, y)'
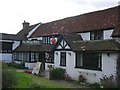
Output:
(57, 45), (62, 49)
(104, 29), (113, 39)
(56, 39), (71, 49)
(65, 45), (70, 49)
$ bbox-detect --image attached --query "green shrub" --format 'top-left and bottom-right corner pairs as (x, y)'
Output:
(2, 62), (17, 88)
(89, 83), (101, 88)
(28, 83), (46, 88)
(50, 68), (66, 80)
(7, 62), (25, 69)
(2, 62), (8, 69)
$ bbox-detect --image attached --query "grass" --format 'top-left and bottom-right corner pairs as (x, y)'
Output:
(14, 72), (82, 88)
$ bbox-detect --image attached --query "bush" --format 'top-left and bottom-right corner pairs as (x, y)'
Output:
(89, 83), (101, 88)
(28, 83), (46, 88)
(100, 74), (117, 88)
(7, 62), (25, 69)
(2, 62), (17, 88)
(50, 68), (66, 80)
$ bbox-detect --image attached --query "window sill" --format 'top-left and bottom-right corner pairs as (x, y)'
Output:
(75, 67), (102, 71)
(1, 52), (12, 53)
(25, 61), (37, 63)
(60, 65), (66, 67)
(14, 60), (22, 61)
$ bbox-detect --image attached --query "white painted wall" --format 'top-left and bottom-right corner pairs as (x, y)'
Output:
(79, 32), (90, 40)
(13, 41), (21, 50)
(53, 51), (117, 83)
(28, 37), (42, 40)
(14, 61), (21, 64)
(78, 29), (113, 41)
(104, 29), (113, 39)
(45, 63), (54, 70)
(0, 40), (12, 42)
(0, 53), (12, 63)
(114, 37), (120, 44)
(25, 62), (36, 69)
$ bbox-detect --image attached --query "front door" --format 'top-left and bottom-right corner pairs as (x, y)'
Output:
(39, 52), (45, 70)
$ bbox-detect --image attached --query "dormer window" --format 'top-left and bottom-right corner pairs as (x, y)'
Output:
(90, 31), (103, 40)
(43, 37), (50, 44)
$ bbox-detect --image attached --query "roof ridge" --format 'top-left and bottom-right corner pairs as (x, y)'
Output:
(42, 6), (119, 25)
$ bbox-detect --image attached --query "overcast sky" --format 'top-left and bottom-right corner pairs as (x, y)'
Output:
(0, 0), (119, 34)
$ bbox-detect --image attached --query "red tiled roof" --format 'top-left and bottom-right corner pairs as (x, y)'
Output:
(31, 6), (120, 38)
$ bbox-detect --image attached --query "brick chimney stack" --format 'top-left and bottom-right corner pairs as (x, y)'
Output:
(22, 20), (30, 29)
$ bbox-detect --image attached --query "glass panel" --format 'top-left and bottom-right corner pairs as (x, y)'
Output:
(90, 31), (103, 40)
(76, 53), (83, 67)
(83, 53), (101, 70)
(35, 53), (39, 62)
(60, 52), (66, 66)
(31, 52), (35, 62)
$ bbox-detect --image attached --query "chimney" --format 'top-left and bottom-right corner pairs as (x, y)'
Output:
(22, 20), (30, 29)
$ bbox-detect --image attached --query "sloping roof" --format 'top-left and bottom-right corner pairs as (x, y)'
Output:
(14, 43), (54, 52)
(31, 6), (120, 38)
(70, 40), (120, 51)
(53, 33), (82, 50)
(0, 33), (18, 40)
(16, 23), (39, 40)
(112, 23), (120, 37)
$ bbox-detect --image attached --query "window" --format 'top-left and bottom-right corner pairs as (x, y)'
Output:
(22, 52), (30, 62)
(16, 52), (19, 60)
(1, 42), (13, 53)
(18, 52), (22, 61)
(76, 53), (83, 67)
(30, 52), (37, 62)
(45, 52), (54, 63)
(23, 52), (29, 62)
(90, 31), (103, 40)
(76, 52), (102, 70)
(13, 52), (22, 61)
(13, 52), (30, 61)
(60, 52), (66, 66)
(35, 53), (39, 62)
(13, 52), (17, 60)
(43, 37), (50, 44)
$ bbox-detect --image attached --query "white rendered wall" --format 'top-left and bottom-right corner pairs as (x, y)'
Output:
(104, 29), (113, 39)
(28, 37), (42, 40)
(25, 62), (36, 69)
(79, 29), (113, 41)
(79, 32), (90, 40)
(53, 51), (117, 83)
(45, 63), (54, 70)
(114, 37), (120, 44)
(13, 41), (21, 50)
(0, 53), (12, 63)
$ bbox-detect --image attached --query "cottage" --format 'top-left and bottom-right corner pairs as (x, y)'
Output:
(1, 6), (120, 84)
(0, 33), (21, 62)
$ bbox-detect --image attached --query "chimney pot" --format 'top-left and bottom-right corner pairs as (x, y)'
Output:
(22, 20), (30, 29)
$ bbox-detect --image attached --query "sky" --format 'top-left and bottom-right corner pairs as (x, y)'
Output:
(0, 0), (119, 34)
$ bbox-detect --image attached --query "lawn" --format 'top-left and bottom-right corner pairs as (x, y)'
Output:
(14, 72), (86, 88)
